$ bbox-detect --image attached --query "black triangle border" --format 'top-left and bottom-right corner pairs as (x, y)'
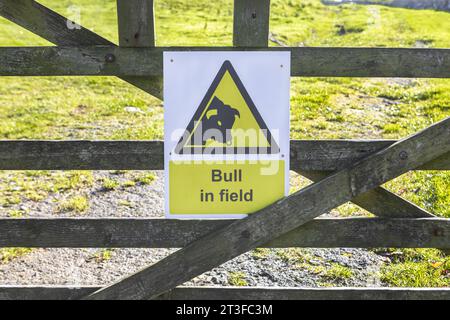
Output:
(175, 60), (280, 155)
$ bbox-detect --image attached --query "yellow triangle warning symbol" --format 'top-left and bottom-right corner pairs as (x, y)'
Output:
(175, 60), (280, 155)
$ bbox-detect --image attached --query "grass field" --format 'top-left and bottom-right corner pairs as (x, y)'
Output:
(0, 0), (449, 287)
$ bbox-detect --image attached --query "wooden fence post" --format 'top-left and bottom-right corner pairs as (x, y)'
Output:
(116, 0), (162, 99)
(233, 0), (271, 47)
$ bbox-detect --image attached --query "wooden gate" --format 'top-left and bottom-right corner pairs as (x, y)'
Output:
(0, 0), (449, 300)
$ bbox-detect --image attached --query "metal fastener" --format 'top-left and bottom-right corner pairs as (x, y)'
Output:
(399, 150), (408, 160)
(105, 53), (116, 63)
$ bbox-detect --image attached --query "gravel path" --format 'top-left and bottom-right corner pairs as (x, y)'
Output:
(0, 171), (387, 287)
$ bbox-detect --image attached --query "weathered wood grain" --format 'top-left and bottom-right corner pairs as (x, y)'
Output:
(85, 117), (450, 300)
(0, 217), (448, 249)
(422, 152), (450, 170)
(0, 286), (99, 300)
(1, 286), (450, 300)
(117, 0), (155, 47)
(0, 140), (447, 171)
(301, 171), (434, 218)
(117, 0), (162, 99)
(0, 140), (164, 170)
(0, 0), (162, 98)
(233, 0), (271, 47)
(0, 46), (449, 78)
(160, 286), (450, 300)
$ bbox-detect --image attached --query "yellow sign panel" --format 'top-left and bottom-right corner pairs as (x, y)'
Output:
(169, 161), (285, 215)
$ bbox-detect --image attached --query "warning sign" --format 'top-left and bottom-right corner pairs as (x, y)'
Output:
(175, 60), (279, 155)
(164, 52), (290, 219)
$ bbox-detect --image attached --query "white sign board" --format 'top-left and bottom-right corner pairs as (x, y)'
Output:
(164, 51), (290, 219)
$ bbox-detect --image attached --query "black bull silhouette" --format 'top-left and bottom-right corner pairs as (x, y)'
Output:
(200, 96), (240, 144)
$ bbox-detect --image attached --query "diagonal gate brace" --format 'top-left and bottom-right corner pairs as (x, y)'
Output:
(301, 171), (434, 218)
(84, 117), (450, 300)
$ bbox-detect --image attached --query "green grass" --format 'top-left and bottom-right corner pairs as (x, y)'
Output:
(384, 171), (450, 218)
(297, 262), (354, 281)
(380, 249), (450, 287)
(94, 249), (113, 263)
(7, 210), (25, 218)
(134, 173), (156, 185)
(0, 248), (33, 264)
(228, 271), (248, 286)
(277, 248), (354, 282)
(101, 178), (120, 191)
(122, 180), (137, 188)
(0, 0), (448, 285)
(0, 171), (93, 208)
(251, 248), (271, 260)
(383, 123), (401, 134)
(58, 195), (89, 214)
(324, 263), (354, 280)
(276, 248), (315, 264)
(118, 199), (134, 207)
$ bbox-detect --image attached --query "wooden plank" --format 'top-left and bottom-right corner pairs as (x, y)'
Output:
(423, 152), (450, 170)
(85, 117), (450, 300)
(116, 0), (162, 99)
(349, 186), (433, 218)
(0, 0), (162, 98)
(161, 286), (450, 300)
(0, 217), (449, 249)
(302, 171), (434, 218)
(0, 140), (447, 171)
(0, 140), (164, 170)
(0, 46), (449, 78)
(2, 286), (449, 300)
(0, 286), (98, 300)
(233, 0), (271, 47)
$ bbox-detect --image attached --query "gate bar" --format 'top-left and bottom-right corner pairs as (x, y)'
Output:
(0, 140), (447, 171)
(301, 171), (433, 218)
(2, 286), (450, 300)
(0, 46), (449, 78)
(0, 217), (448, 248)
